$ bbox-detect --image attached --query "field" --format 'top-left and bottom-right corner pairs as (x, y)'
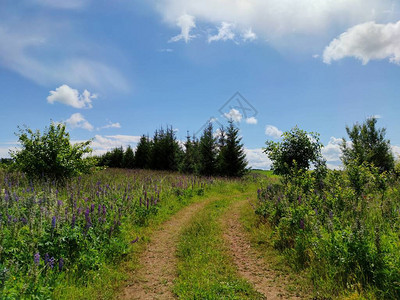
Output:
(1, 168), (400, 299)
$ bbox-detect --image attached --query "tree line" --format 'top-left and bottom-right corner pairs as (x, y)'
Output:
(97, 120), (248, 177)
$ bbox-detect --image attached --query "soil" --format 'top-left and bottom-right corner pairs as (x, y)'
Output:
(221, 200), (303, 300)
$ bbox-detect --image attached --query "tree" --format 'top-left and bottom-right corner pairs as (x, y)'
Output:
(181, 132), (200, 174)
(341, 117), (394, 173)
(199, 122), (217, 176)
(218, 120), (248, 177)
(264, 126), (325, 176)
(134, 135), (151, 169)
(11, 122), (94, 181)
(123, 145), (135, 169)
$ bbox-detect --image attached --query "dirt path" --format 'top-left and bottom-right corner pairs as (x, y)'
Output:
(222, 200), (303, 300)
(119, 200), (209, 300)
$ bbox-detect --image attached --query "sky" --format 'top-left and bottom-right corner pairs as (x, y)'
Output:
(1, 0), (400, 169)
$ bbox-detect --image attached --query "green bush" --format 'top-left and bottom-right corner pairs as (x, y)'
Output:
(11, 122), (95, 181)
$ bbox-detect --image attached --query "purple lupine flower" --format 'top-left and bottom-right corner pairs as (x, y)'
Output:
(59, 258), (64, 271)
(131, 237), (139, 244)
(21, 217), (28, 225)
(34, 252), (40, 266)
(299, 219), (305, 230)
(91, 203), (95, 213)
(57, 200), (63, 207)
(298, 196), (302, 204)
(314, 208), (318, 215)
(71, 214), (76, 228)
(48, 257), (55, 269)
(98, 204), (101, 215)
(139, 197), (142, 207)
(103, 205), (107, 216)
(51, 216), (56, 229)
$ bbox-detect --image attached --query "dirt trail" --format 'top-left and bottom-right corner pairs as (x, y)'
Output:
(222, 200), (303, 300)
(119, 200), (208, 300)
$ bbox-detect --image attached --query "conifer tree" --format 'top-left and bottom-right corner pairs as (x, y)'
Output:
(134, 135), (151, 169)
(199, 122), (217, 176)
(219, 120), (248, 177)
(123, 145), (135, 169)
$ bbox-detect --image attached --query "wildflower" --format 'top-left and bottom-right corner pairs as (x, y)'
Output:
(57, 200), (63, 207)
(299, 219), (305, 230)
(48, 257), (55, 269)
(71, 214), (76, 228)
(34, 252), (40, 266)
(51, 216), (56, 229)
(59, 258), (64, 271)
(131, 237), (139, 244)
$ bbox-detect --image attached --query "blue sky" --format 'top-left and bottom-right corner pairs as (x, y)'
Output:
(1, 0), (400, 169)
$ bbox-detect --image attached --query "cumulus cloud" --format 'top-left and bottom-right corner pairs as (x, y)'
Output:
(208, 22), (235, 43)
(224, 108), (243, 122)
(245, 148), (272, 170)
(90, 135), (141, 153)
(156, 0), (393, 48)
(265, 125), (282, 139)
(169, 14), (196, 43)
(323, 20), (400, 65)
(66, 113), (94, 131)
(245, 117), (258, 125)
(322, 137), (342, 162)
(47, 84), (97, 109)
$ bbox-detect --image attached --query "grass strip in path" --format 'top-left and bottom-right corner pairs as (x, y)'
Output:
(173, 189), (264, 299)
(119, 199), (211, 300)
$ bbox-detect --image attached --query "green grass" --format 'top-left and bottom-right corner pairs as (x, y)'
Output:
(173, 183), (264, 299)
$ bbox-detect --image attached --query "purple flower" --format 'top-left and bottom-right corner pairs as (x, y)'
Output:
(314, 208), (318, 215)
(51, 216), (56, 229)
(298, 196), (302, 204)
(34, 252), (40, 266)
(131, 237), (139, 244)
(57, 200), (63, 207)
(48, 257), (55, 269)
(71, 214), (76, 228)
(299, 219), (305, 230)
(59, 258), (64, 271)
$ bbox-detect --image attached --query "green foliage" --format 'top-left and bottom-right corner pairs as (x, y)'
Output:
(341, 117), (394, 173)
(199, 122), (217, 176)
(134, 135), (151, 169)
(123, 145), (135, 169)
(180, 133), (201, 174)
(255, 164), (400, 298)
(217, 120), (248, 177)
(264, 126), (326, 177)
(11, 123), (94, 181)
(0, 169), (212, 298)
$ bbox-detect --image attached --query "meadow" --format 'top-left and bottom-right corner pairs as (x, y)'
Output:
(0, 168), (213, 298)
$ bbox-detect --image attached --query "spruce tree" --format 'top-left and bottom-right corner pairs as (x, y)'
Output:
(199, 122), (217, 176)
(220, 120), (248, 177)
(181, 132), (200, 174)
(123, 145), (135, 169)
(134, 135), (151, 169)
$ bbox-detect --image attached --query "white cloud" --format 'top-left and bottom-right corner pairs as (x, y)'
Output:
(156, 0), (394, 49)
(169, 14), (196, 43)
(47, 84), (97, 109)
(224, 108), (243, 122)
(265, 125), (282, 139)
(0, 20), (128, 91)
(66, 113), (94, 131)
(245, 117), (258, 124)
(208, 22), (235, 43)
(90, 135), (141, 154)
(242, 28), (257, 42)
(322, 136), (342, 162)
(98, 122), (121, 130)
(323, 20), (400, 65)
(245, 148), (272, 170)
